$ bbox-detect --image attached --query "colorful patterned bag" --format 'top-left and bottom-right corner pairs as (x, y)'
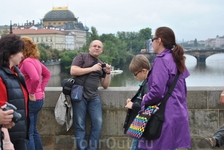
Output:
(126, 105), (158, 139)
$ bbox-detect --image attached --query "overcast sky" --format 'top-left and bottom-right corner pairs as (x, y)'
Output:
(1, 0), (224, 41)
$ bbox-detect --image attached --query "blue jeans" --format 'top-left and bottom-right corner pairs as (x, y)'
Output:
(130, 138), (142, 150)
(28, 99), (44, 150)
(72, 97), (102, 150)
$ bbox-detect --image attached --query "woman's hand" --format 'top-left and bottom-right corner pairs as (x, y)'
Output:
(0, 109), (14, 125)
(2, 122), (15, 129)
(29, 94), (36, 101)
(3, 141), (15, 150)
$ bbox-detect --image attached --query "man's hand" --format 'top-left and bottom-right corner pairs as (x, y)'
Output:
(103, 64), (111, 74)
(91, 63), (103, 72)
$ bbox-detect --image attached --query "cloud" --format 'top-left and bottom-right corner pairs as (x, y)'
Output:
(1, 0), (224, 40)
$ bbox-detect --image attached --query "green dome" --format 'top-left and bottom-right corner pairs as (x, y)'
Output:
(43, 8), (76, 21)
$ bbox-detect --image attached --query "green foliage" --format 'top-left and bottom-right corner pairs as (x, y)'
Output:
(194, 38), (198, 47)
(116, 27), (152, 53)
(39, 43), (51, 49)
(59, 50), (78, 73)
(1, 29), (9, 36)
(86, 26), (100, 45)
(38, 44), (51, 61)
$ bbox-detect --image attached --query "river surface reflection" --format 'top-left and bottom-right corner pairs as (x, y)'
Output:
(47, 54), (224, 87)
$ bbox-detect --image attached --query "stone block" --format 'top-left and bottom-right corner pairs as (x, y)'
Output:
(189, 110), (218, 136)
(187, 91), (207, 109)
(100, 110), (127, 136)
(54, 135), (75, 150)
(99, 87), (136, 109)
(98, 136), (132, 150)
(44, 90), (61, 107)
(208, 91), (224, 109)
(42, 136), (54, 150)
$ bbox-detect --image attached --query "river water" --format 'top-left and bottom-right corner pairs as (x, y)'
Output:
(47, 54), (224, 87)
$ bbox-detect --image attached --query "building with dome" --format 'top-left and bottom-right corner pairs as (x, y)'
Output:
(42, 6), (88, 49)
(1, 7), (89, 50)
(43, 6), (77, 27)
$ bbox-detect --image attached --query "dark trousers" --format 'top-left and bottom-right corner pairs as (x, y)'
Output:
(213, 124), (224, 147)
(11, 139), (28, 150)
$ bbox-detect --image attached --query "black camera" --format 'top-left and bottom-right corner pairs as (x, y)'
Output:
(101, 63), (106, 68)
(2, 102), (22, 123)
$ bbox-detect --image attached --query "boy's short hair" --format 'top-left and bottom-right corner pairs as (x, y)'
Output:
(129, 54), (151, 73)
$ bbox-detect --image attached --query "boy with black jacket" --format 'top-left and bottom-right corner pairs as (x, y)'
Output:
(123, 54), (151, 150)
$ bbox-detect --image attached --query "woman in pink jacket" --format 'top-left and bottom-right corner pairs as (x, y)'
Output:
(19, 37), (51, 150)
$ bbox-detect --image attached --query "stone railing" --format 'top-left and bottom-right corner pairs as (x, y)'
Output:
(38, 86), (224, 150)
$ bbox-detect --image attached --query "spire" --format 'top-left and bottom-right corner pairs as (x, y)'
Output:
(10, 20), (13, 34)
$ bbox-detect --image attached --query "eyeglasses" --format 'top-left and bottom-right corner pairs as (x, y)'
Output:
(133, 70), (142, 76)
(152, 37), (159, 42)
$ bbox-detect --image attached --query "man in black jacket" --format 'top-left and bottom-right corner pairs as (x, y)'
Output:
(205, 90), (224, 148)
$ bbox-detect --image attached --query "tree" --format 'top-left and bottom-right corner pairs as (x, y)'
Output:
(38, 44), (51, 62)
(86, 26), (100, 45)
(59, 50), (78, 73)
(116, 28), (152, 53)
(194, 38), (198, 47)
(1, 29), (9, 36)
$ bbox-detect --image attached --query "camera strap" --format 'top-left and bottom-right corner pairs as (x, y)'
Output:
(73, 53), (98, 86)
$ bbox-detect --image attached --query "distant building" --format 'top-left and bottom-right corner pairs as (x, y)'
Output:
(0, 6), (88, 50)
(215, 35), (224, 47)
(43, 6), (77, 27)
(197, 40), (206, 46)
(42, 6), (89, 48)
(205, 38), (216, 48)
(13, 28), (75, 50)
(146, 39), (153, 53)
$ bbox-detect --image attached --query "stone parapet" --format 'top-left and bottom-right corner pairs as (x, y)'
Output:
(38, 86), (224, 150)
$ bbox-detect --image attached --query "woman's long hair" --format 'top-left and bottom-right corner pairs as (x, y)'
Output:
(155, 27), (186, 74)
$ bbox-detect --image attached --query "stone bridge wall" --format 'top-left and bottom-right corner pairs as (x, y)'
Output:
(38, 86), (224, 150)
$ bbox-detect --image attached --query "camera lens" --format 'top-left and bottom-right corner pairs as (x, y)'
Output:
(12, 112), (22, 123)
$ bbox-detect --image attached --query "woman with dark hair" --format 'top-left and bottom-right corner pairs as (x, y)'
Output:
(139, 27), (191, 150)
(19, 37), (51, 150)
(0, 34), (29, 150)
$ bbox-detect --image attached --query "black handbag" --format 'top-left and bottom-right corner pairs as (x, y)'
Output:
(142, 72), (179, 140)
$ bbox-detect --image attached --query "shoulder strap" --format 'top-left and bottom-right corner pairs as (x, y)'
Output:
(74, 53), (98, 86)
(157, 72), (180, 111)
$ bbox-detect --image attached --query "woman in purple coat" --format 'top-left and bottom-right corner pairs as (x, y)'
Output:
(139, 27), (191, 150)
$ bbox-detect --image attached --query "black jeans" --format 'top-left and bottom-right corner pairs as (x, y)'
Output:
(11, 139), (28, 150)
(213, 124), (224, 147)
